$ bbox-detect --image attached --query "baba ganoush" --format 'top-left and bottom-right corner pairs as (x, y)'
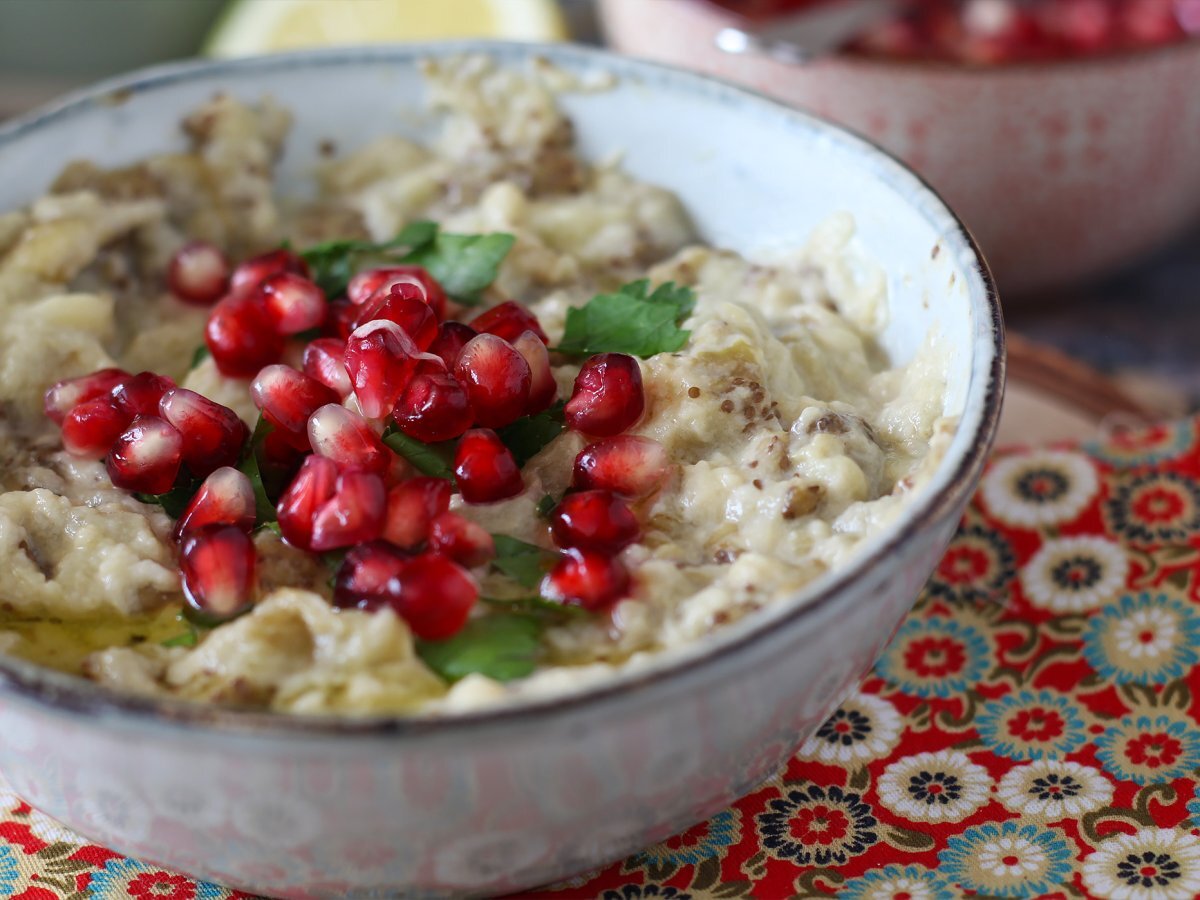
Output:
(0, 56), (953, 715)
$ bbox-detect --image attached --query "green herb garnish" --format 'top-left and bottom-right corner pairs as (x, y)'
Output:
(161, 626), (199, 648)
(556, 279), (696, 358)
(134, 471), (203, 519)
(490, 534), (561, 590)
(496, 401), (565, 466)
(483, 594), (586, 620)
(535, 494), (557, 519)
(189, 345), (211, 370)
(382, 428), (456, 481)
(416, 614), (542, 683)
(238, 416), (279, 523)
(298, 221), (514, 303)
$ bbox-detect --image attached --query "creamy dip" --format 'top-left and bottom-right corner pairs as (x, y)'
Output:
(0, 57), (952, 715)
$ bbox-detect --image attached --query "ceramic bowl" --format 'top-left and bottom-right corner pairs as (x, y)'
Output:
(599, 0), (1200, 295)
(0, 43), (1003, 898)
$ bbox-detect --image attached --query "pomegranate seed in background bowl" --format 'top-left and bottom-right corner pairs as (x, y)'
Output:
(276, 454), (340, 551)
(259, 272), (326, 335)
(326, 298), (360, 340)
(549, 490), (641, 554)
(110, 371), (177, 419)
(333, 541), (409, 610)
(167, 241), (230, 305)
(205, 291), (285, 378)
(541, 548), (631, 611)
(564, 353), (645, 437)
(43, 367), (130, 424)
(453, 333), (532, 429)
(158, 388), (249, 476)
(309, 469), (388, 551)
(391, 552), (478, 640)
(344, 319), (420, 419)
(347, 265), (447, 320)
(173, 467), (256, 541)
(428, 322), (475, 369)
(453, 428), (524, 504)
(60, 398), (130, 458)
(307, 403), (391, 476)
(250, 364), (340, 436)
(469, 300), (549, 344)
(428, 511), (495, 568)
(229, 247), (309, 295)
(392, 369), (474, 443)
(354, 288), (439, 350)
(382, 477), (453, 549)
(302, 337), (353, 398)
(179, 524), (257, 623)
(512, 329), (557, 414)
(573, 435), (673, 499)
(106, 415), (185, 495)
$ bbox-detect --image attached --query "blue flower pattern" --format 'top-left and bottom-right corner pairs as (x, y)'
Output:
(975, 690), (1088, 761)
(874, 616), (993, 699)
(1082, 593), (1200, 684)
(939, 822), (1075, 898)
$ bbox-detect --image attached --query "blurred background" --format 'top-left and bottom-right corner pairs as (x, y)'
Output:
(1, 0), (1198, 424)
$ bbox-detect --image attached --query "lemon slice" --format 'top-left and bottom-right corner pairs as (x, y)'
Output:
(205, 0), (568, 57)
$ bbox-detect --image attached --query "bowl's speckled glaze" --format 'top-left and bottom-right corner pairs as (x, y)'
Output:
(0, 43), (1003, 897)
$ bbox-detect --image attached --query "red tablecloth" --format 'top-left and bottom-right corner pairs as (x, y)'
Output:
(4, 418), (1200, 899)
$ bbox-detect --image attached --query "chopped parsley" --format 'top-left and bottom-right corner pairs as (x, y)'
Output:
(556, 279), (696, 358)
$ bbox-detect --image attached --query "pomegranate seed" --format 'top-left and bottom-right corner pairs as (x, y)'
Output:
(307, 403), (390, 475)
(106, 415), (184, 495)
(573, 435), (671, 499)
(180, 524), (257, 622)
(344, 320), (420, 419)
(277, 454), (339, 551)
(158, 388), (249, 475)
(262, 426), (310, 471)
(429, 512), (495, 568)
(512, 329), (556, 414)
(167, 241), (230, 305)
(391, 552), (477, 639)
(428, 321), (477, 369)
(333, 541), (409, 610)
(541, 548), (630, 611)
(310, 470), (387, 551)
(302, 338), (352, 397)
(250, 364), (339, 436)
(205, 291), (285, 378)
(453, 429), (523, 504)
(44, 367), (129, 424)
(347, 266), (447, 320)
(61, 398), (130, 458)
(259, 272), (326, 335)
(564, 353), (644, 437)
(549, 490), (640, 554)
(382, 476), (453, 549)
(470, 300), (548, 344)
(326, 298), (359, 340)
(454, 333), (531, 428)
(355, 287), (438, 350)
(110, 371), (177, 419)
(173, 466), (256, 541)
(393, 369), (474, 443)
(229, 248), (309, 295)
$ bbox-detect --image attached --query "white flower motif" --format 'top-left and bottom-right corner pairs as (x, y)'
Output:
(978, 831), (1049, 879)
(1021, 536), (1128, 612)
(996, 759), (1114, 819)
(27, 808), (84, 844)
(876, 750), (991, 823)
(1082, 828), (1200, 900)
(798, 693), (903, 764)
(982, 451), (1098, 529)
(1112, 606), (1178, 660)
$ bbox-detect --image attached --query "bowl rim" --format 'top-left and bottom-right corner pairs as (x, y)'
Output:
(0, 40), (1005, 739)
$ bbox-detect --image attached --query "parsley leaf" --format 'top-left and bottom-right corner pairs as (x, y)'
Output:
(161, 625), (199, 648)
(299, 220), (438, 297)
(490, 534), (561, 590)
(189, 345), (210, 370)
(382, 429), (456, 481)
(403, 232), (516, 305)
(496, 401), (565, 466)
(238, 416), (280, 523)
(134, 471), (202, 519)
(416, 614), (542, 683)
(535, 494), (556, 518)
(556, 279), (696, 358)
(483, 594), (586, 621)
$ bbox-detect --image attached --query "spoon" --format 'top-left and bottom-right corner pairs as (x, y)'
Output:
(711, 0), (904, 63)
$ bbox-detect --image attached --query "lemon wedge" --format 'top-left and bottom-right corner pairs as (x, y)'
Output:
(205, 0), (568, 57)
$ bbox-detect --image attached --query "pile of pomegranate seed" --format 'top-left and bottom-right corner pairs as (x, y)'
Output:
(45, 239), (679, 643)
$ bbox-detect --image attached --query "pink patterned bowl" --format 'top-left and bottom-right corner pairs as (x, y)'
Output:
(599, 0), (1200, 295)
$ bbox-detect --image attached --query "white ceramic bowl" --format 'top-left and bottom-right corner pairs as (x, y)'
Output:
(0, 43), (1003, 898)
(599, 0), (1200, 295)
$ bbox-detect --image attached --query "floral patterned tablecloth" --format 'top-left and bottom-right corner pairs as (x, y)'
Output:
(5, 418), (1200, 899)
